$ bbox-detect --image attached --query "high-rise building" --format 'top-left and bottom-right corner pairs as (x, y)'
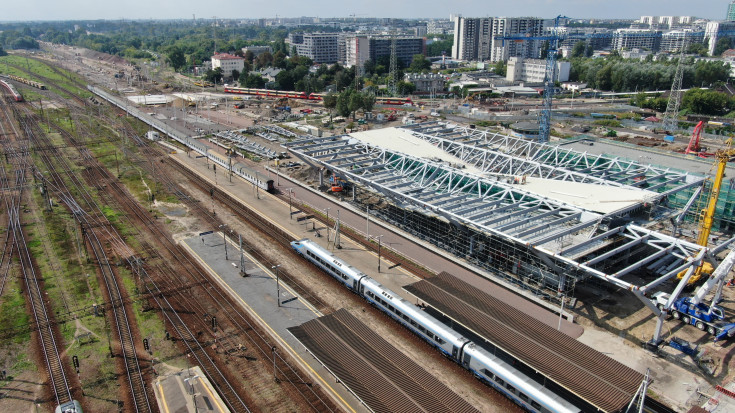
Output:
(490, 17), (546, 62)
(728, 1), (735, 21)
(344, 35), (426, 68)
(705, 21), (735, 55)
(451, 16), (492, 61)
(660, 30), (705, 53)
(612, 29), (662, 52)
(286, 32), (340, 63)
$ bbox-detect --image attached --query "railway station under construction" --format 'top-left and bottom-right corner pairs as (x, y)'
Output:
(285, 122), (735, 343)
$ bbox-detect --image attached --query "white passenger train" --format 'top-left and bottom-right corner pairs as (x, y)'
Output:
(290, 238), (581, 413)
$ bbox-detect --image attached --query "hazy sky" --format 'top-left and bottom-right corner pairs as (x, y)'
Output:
(3, 0), (729, 22)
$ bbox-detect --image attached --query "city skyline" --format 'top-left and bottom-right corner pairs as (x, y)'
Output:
(3, 0), (729, 23)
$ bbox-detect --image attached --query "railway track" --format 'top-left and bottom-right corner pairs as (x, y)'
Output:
(97, 117), (336, 411)
(0, 96), (77, 409)
(14, 102), (153, 412)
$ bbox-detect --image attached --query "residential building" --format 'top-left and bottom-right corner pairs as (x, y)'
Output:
(404, 73), (445, 93)
(287, 32), (340, 63)
(344, 35), (425, 68)
(705, 21), (735, 55)
(413, 25), (428, 37)
(451, 16), (492, 61)
(728, 1), (735, 21)
(660, 30), (705, 53)
(505, 57), (570, 83)
(241, 46), (272, 57)
(490, 17), (547, 62)
(612, 29), (662, 51)
(211, 52), (244, 79)
(427, 19), (453, 35)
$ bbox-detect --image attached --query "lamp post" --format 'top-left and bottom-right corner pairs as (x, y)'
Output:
(287, 189), (294, 219)
(325, 207), (330, 243)
(219, 225), (228, 260)
(376, 235), (384, 272)
(272, 265), (281, 307)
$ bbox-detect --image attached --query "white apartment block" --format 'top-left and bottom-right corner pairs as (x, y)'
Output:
(705, 21), (735, 55)
(660, 30), (705, 52)
(505, 57), (570, 83)
(612, 29), (662, 51)
(287, 32), (340, 63)
(490, 17), (546, 63)
(451, 16), (492, 61)
(211, 53), (245, 79)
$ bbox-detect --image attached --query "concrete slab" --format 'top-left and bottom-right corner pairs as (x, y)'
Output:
(154, 366), (229, 413)
(180, 231), (370, 413)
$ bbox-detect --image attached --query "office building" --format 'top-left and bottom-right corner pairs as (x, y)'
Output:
(728, 1), (735, 21)
(404, 73), (446, 93)
(660, 30), (705, 53)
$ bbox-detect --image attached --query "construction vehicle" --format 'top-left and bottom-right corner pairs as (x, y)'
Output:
(653, 249), (735, 340)
(681, 121), (715, 157)
(677, 139), (735, 284)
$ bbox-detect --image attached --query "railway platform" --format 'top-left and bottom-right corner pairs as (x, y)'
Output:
(154, 366), (228, 413)
(181, 230), (371, 413)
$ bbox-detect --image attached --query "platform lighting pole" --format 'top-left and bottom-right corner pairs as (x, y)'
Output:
(366, 205), (370, 240)
(325, 208), (330, 244)
(239, 235), (246, 276)
(376, 235), (384, 273)
(220, 225), (228, 260)
(287, 189), (293, 219)
(272, 265), (281, 307)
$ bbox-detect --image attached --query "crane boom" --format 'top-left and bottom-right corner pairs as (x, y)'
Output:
(698, 143), (734, 247)
(691, 249), (735, 306)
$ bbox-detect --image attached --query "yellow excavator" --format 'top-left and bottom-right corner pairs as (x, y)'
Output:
(678, 138), (735, 284)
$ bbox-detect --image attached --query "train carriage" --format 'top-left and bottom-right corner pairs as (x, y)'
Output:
(289, 238), (583, 413)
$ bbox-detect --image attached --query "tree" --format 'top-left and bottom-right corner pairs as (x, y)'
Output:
(682, 88), (730, 116)
(686, 42), (708, 56)
(322, 93), (338, 111)
(336, 90), (352, 117)
(231, 69), (240, 82)
(167, 46), (186, 72)
(205, 67), (223, 84)
(408, 54), (431, 73)
(714, 37), (733, 57)
(396, 81), (416, 96)
(571, 41), (586, 58)
(362, 93), (376, 112)
(694, 61), (730, 87)
(241, 73), (265, 88)
(244, 50), (255, 63)
(585, 43), (594, 57)
(0, 47), (6, 57)
(493, 60), (506, 77)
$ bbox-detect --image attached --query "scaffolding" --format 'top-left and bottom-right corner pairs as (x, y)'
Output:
(286, 126), (709, 304)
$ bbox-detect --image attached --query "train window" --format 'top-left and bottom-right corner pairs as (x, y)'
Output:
(388, 305), (394, 312)
(505, 383), (515, 394)
(494, 376), (504, 386)
(482, 369), (494, 380)
(402, 315), (409, 321)
(530, 401), (541, 409)
(519, 393), (528, 402)
(418, 326), (426, 333)
(410, 320), (417, 326)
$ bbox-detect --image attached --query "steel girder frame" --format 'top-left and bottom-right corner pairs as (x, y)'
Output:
(287, 136), (708, 297)
(403, 124), (706, 195)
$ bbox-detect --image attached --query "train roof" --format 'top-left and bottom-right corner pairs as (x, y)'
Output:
(404, 272), (644, 413)
(288, 309), (479, 413)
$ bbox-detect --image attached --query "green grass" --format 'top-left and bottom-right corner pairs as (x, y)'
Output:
(0, 55), (92, 99)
